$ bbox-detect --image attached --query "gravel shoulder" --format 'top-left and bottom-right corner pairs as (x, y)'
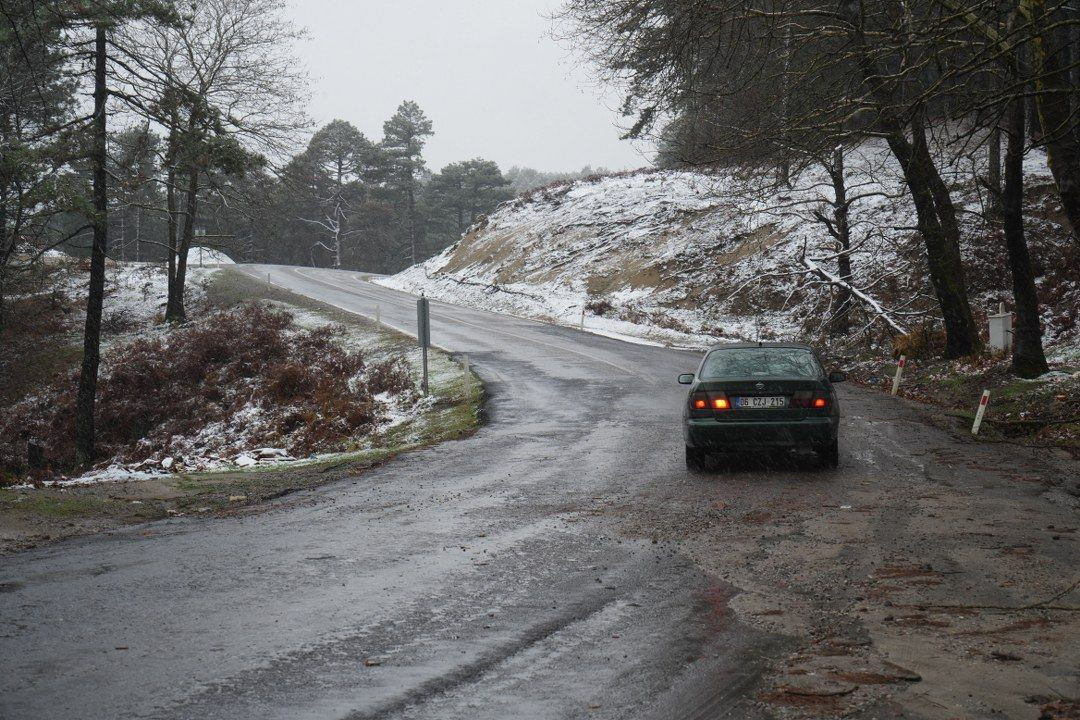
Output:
(612, 387), (1080, 719)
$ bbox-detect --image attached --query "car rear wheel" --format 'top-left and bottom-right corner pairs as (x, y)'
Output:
(817, 439), (839, 469)
(685, 446), (707, 473)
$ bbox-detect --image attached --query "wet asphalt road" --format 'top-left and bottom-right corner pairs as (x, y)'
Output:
(1, 265), (809, 719)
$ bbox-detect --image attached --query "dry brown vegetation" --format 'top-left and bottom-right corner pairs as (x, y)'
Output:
(0, 303), (413, 483)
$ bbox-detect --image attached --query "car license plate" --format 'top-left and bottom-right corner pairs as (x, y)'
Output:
(735, 396), (787, 409)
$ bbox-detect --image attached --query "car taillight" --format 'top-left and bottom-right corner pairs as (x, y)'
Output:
(690, 391), (729, 415)
(791, 393), (828, 409)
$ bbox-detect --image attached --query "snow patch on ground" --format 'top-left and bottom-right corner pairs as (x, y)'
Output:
(51, 260), (218, 343)
(185, 246), (235, 266)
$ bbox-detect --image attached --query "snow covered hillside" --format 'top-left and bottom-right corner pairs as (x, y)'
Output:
(379, 140), (1077, 354)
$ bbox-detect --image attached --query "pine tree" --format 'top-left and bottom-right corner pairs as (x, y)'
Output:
(381, 101), (433, 266)
(0, 0), (78, 332)
(422, 158), (511, 255)
(298, 120), (378, 268)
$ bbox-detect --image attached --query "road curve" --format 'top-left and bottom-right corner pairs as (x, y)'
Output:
(2, 265), (839, 719)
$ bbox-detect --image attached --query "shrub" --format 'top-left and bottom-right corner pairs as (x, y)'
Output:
(893, 323), (946, 360)
(0, 303), (413, 479)
(585, 297), (614, 317)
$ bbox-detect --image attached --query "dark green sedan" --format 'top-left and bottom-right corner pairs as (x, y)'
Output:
(679, 343), (846, 470)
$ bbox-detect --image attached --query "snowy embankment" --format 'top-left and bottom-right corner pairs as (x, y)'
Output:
(185, 246), (235, 266)
(2, 257), (439, 487)
(378, 140), (1076, 355)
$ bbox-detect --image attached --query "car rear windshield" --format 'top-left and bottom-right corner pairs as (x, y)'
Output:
(700, 347), (822, 379)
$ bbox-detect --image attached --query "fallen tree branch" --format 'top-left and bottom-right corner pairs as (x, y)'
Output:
(425, 270), (547, 302)
(800, 252), (908, 334)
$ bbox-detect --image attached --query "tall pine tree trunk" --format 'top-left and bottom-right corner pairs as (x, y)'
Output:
(166, 164), (197, 322)
(988, 125), (1002, 219)
(0, 186), (7, 336)
(407, 183), (417, 266)
(135, 205), (142, 262)
(118, 209), (126, 261)
(1002, 94), (1049, 377)
(74, 26), (109, 468)
(333, 198), (343, 269)
(165, 119), (179, 298)
(333, 164), (343, 268)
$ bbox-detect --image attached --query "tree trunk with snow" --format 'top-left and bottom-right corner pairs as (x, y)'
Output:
(135, 205), (142, 262)
(333, 198), (343, 269)
(828, 146), (854, 336)
(166, 163), (198, 322)
(1002, 94), (1049, 378)
(74, 26), (109, 468)
(165, 117), (179, 302)
(839, 2), (981, 357)
(881, 117), (981, 358)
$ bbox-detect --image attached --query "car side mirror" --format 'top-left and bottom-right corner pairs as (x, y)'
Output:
(678, 373), (695, 385)
(829, 371), (847, 383)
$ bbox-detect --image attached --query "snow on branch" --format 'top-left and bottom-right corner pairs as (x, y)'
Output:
(799, 250), (908, 335)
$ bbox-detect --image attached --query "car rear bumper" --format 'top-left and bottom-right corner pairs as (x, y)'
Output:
(684, 416), (837, 450)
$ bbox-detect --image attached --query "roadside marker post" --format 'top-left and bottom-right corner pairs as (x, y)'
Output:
(580, 307), (586, 329)
(462, 353), (472, 397)
(891, 355), (907, 396)
(375, 305), (381, 324)
(267, 273), (271, 290)
(417, 295), (430, 395)
(972, 390), (991, 435)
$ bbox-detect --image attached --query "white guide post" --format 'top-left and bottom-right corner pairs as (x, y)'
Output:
(580, 307), (586, 329)
(462, 353), (472, 396)
(972, 390), (991, 435)
(417, 295), (430, 395)
(891, 355), (907, 396)
(375, 305), (381, 324)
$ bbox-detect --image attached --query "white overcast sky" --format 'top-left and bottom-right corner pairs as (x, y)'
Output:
(282, 0), (650, 173)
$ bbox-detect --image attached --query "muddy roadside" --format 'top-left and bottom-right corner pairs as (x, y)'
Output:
(842, 348), (1080, 456)
(0, 268), (483, 554)
(611, 387), (1079, 719)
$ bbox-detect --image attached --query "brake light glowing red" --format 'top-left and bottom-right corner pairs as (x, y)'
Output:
(712, 397), (730, 410)
(693, 398), (707, 410)
(813, 397), (827, 408)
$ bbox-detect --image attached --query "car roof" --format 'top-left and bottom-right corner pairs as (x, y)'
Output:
(705, 342), (816, 351)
